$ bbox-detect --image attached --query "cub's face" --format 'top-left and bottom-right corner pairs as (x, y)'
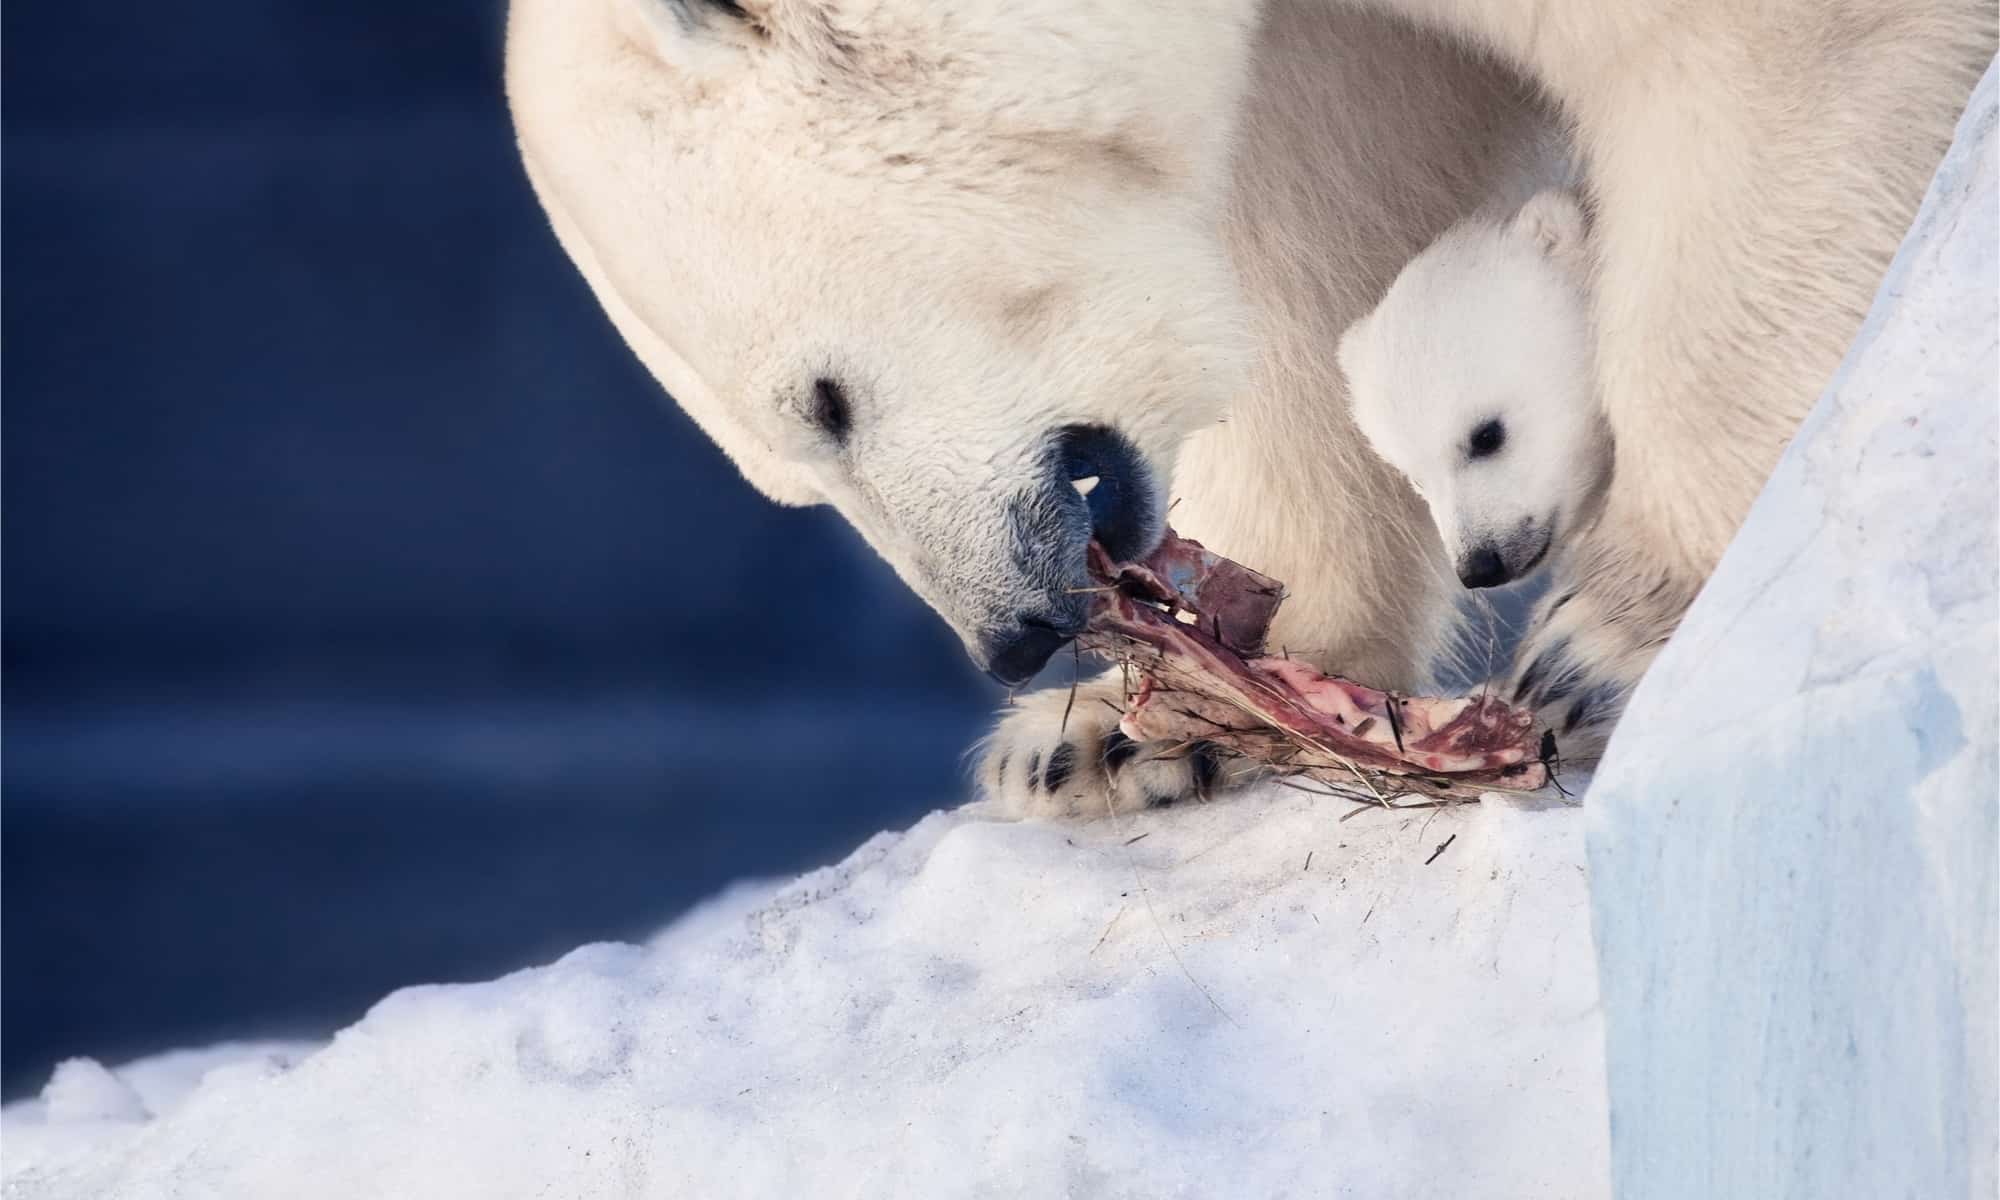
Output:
(506, 0), (1256, 682)
(1338, 191), (1610, 590)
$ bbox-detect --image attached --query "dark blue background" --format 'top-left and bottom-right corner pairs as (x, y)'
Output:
(2, 1), (995, 1096)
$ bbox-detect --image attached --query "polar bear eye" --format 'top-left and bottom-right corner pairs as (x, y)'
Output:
(708, 0), (770, 34)
(706, 0), (761, 26)
(661, 0), (759, 34)
(1468, 419), (1506, 460)
(809, 377), (853, 444)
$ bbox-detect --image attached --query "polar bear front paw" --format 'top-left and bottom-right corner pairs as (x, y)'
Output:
(1507, 560), (1684, 764)
(975, 674), (1231, 820)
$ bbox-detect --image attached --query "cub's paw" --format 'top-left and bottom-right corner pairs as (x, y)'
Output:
(974, 674), (1230, 820)
(1507, 560), (1684, 762)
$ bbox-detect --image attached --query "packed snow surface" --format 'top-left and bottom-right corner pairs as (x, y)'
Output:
(4, 789), (1607, 1198)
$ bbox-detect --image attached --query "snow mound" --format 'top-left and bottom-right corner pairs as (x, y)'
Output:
(1586, 60), (1998, 1199)
(3, 791), (1606, 1198)
(2, 1043), (320, 1183)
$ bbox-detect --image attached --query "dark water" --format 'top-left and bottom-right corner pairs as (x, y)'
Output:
(3, 690), (988, 1096)
(1, 0), (996, 1095)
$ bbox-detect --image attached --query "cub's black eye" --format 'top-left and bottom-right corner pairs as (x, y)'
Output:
(810, 377), (852, 443)
(708, 0), (749, 18)
(1468, 418), (1506, 460)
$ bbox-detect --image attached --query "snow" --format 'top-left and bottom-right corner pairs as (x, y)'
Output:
(2, 1043), (320, 1183)
(1584, 59), (1998, 1200)
(3, 791), (1608, 1198)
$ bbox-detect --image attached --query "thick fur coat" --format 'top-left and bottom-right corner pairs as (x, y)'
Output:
(507, 0), (1993, 814)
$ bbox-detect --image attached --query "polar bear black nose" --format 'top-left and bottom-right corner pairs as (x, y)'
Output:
(972, 426), (1157, 686)
(1055, 425), (1155, 563)
(1457, 547), (1511, 589)
(983, 618), (1074, 688)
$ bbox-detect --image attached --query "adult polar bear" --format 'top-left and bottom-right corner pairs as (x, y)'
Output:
(506, 0), (1991, 816)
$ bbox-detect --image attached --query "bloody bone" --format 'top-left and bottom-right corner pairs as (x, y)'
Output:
(1080, 533), (1549, 796)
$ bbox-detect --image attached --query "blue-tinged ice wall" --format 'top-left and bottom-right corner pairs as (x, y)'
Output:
(1587, 60), (1997, 1200)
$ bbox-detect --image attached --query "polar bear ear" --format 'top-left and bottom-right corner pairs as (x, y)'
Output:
(1335, 314), (1374, 405)
(1512, 189), (1589, 270)
(628, 0), (765, 71)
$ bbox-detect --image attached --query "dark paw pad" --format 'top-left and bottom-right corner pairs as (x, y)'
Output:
(1100, 731), (1140, 776)
(1514, 638), (1576, 707)
(1188, 742), (1221, 800)
(1041, 743), (1076, 792)
(1561, 682), (1625, 736)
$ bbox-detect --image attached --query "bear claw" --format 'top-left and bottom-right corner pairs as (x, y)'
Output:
(978, 676), (1238, 819)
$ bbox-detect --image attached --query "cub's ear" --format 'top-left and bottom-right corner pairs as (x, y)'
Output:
(1512, 188), (1589, 270)
(1335, 312), (1375, 406)
(628, 0), (764, 70)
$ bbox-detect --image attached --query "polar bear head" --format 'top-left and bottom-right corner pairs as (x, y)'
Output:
(505, 0), (1256, 683)
(1337, 190), (1611, 591)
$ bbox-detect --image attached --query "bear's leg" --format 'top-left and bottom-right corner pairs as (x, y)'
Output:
(1506, 530), (1696, 763)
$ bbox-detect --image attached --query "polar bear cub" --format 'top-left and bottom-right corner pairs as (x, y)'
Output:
(1338, 189), (1612, 591)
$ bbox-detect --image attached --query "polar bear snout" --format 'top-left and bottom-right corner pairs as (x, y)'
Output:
(981, 618), (1079, 688)
(1457, 547), (1511, 589)
(1053, 424), (1159, 565)
(1456, 523), (1552, 590)
(970, 425), (1160, 686)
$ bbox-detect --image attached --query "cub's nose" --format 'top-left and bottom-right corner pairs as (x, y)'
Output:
(1055, 425), (1156, 563)
(982, 617), (1077, 688)
(1457, 546), (1511, 589)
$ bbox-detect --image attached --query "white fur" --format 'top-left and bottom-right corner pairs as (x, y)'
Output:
(506, 0), (1994, 812)
(1338, 188), (1611, 589)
